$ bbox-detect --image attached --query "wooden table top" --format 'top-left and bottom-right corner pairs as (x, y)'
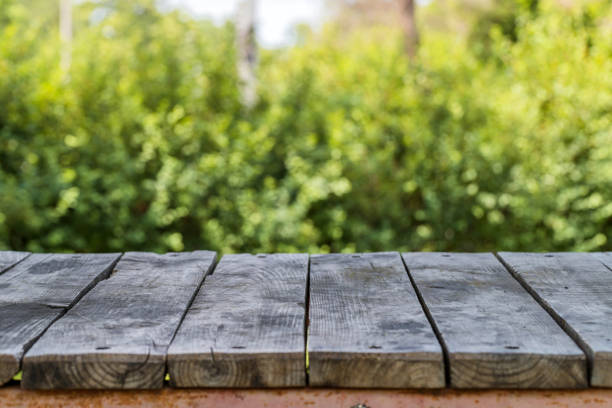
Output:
(0, 250), (610, 390)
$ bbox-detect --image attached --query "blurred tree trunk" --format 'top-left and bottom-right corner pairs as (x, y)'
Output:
(401, 0), (419, 59)
(59, 0), (72, 70)
(236, 0), (257, 108)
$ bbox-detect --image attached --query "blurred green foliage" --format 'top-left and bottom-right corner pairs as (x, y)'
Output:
(0, 0), (610, 254)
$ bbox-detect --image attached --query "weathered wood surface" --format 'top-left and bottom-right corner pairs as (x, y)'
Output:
(0, 251), (29, 274)
(402, 252), (587, 389)
(0, 253), (120, 386)
(308, 252), (444, 389)
(168, 253), (308, 388)
(22, 251), (216, 390)
(498, 252), (612, 387)
(593, 252), (612, 271)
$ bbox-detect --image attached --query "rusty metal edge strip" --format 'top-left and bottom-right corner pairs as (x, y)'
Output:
(2, 386), (612, 408)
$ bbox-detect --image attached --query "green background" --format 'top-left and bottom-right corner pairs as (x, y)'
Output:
(1, 0), (611, 254)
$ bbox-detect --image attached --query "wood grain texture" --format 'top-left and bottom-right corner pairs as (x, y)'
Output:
(167, 253), (308, 388)
(498, 252), (612, 388)
(0, 251), (30, 275)
(308, 252), (444, 389)
(22, 251), (216, 390)
(402, 252), (587, 389)
(0, 253), (120, 386)
(592, 252), (612, 272)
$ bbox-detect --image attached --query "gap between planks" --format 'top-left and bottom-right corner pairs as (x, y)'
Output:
(21, 252), (217, 389)
(497, 252), (612, 387)
(0, 253), (123, 386)
(167, 254), (308, 388)
(308, 252), (445, 388)
(400, 253), (452, 387)
(402, 252), (587, 389)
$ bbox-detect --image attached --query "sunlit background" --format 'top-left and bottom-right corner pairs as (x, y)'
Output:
(0, 0), (610, 254)
(166, 0), (326, 47)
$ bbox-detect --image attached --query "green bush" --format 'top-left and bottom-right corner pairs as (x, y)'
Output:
(0, 0), (610, 253)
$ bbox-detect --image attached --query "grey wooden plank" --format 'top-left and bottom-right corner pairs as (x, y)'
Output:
(402, 252), (587, 389)
(498, 252), (612, 387)
(0, 253), (120, 386)
(592, 252), (612, 272)
(308, 252), (444, 389)
(22, 251), (216, 390)
(167, 253), (308, 388)
(0, 251), (30, 274)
